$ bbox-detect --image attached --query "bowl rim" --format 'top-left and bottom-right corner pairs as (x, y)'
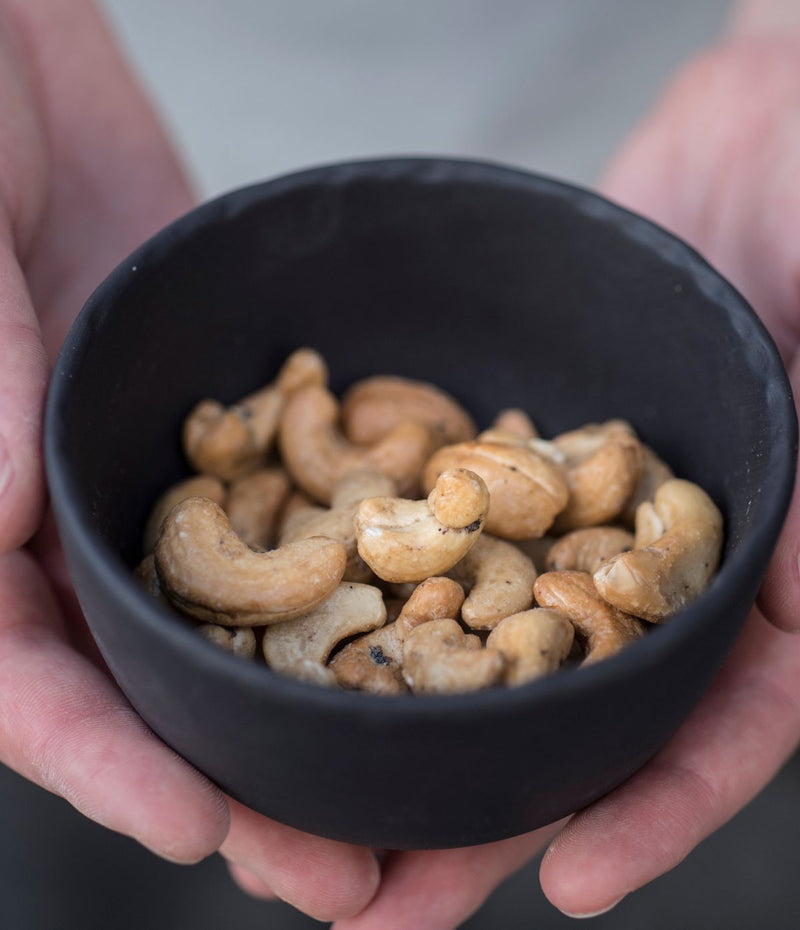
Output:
(44, 155), (798, 720)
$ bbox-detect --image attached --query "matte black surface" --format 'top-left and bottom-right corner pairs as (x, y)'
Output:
(44, 158), (797, 849)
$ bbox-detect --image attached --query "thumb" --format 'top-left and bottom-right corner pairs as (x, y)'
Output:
(0, 232), (49, 553)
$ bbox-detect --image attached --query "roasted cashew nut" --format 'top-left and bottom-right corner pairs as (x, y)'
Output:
(533, 570), (645, 665)
(593, 478), (724, 622)
(183, 347), (327, 481)
(551, 420), (644, 532)
(280, 469), (396, 582)
(447, 534), (538, 630)
(341, 375), (477, 446)
(279, 384), (437, 504)
(619, 443), (675, 528)
(422, 440), (569, 540)
(154, 497), (346, 625)
(486, 608), (574, 685)
(402, 618), (505, 694)
(487, 408), (539, 440)
(143, 474), (227, 554)
(354, 469), (489, 583)
(226, 467), (291, 550)
(546, 526), (635, 575)
(262, 582), (386, 681)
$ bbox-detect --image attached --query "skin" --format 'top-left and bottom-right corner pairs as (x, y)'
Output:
(3, 0), (800, 926)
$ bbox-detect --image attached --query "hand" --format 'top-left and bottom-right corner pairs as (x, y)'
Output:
(331, 25), (800, 930)
(0, 2), (378, 921)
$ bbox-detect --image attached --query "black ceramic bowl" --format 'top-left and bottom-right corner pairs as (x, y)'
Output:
(45, 158), (796, 850)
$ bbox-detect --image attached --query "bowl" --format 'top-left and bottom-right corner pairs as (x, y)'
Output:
(44, 157), (796, 849)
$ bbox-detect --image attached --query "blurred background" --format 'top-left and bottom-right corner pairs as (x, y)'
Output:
(4, 1), (800, 927)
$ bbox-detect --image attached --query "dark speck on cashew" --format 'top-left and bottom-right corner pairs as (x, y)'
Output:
(154, 497), (346, 626)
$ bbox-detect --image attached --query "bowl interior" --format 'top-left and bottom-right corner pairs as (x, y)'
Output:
(45, 158), (797, 847)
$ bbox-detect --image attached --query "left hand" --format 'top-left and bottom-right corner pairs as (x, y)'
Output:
(333, 30), (800, 928)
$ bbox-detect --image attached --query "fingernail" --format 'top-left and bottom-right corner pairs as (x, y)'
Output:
(0, 435), (11, 499)
(560, 895), (626, 918)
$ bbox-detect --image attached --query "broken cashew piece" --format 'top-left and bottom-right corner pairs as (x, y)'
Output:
(486, 608), (574, 686)
(551, 420), (644, 532)
(423, 440), (569, 540)
(329, 577), (464, 695)
(263, 582), (386, 682)
(183, 347), (327, 481)
(593, 478), (724, 622)
(341, 374), (477, 446)
(354, 468), (489, 583)
(546, 526), (635, 575)
(197, 623), (257, 658)
(402, 618), (505, 694)
(448, 534), (538, 630)
(279, 384), (436, 504)
(226, 467), (291, 550)
(143, 474), (226, 554)
(534, 570), (645, 665)
(280, 469), (396, 582)
(154, 497), (346, 625)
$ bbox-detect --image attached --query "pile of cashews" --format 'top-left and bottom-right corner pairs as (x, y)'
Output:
(135, 347), (724, 696)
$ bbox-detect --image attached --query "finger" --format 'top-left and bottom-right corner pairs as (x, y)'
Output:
(540, 608), (800, 917)
(333, 822), (566, 930)
(220, 798), (380, 922)
(226, 861), (278, 901)
(0, 241), (49, 552)
(758, 350), (800, 632)
(0, 549), (230, 862)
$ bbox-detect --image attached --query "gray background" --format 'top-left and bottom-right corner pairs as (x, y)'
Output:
(5, 1), (800, 927)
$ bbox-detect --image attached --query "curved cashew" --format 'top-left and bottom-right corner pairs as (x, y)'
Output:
(402, 618), (505, 694)
(197, 623), (256, 658)
(154, 497), (346, 625)
(354, 469), (489, 583)
(262, 582), (386, 679)
(487, 408), (539, 440)
(546, 526), (635, 574)
(486, 608), (574, 685)
(593, 478), (724, 622)
(279, 384), (436, 504)
(422, 440), (569, 540)
(280, 470), (397, 583)
(143, 475), (226, 554)
(551, 420), (644, 532)
(533, 570), (645, 665)
(619, 444), (675, 529)
(329, 577), (464, 694)
(135, 554), (169, 604)
(183, 347), (327, 481)
(341, 375), (477, 446)
(447, 534), (538, 630)
(226, 467), (291, 550)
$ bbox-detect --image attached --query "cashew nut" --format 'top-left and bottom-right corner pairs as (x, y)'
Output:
(183, 347), (327, 481)
(619, 444), (675, 529)
(447, 534), (538, 630)
(262, 582), (386, 680)
(329, 577), (464, 694)
(154, 497), (346, 625)
(135, 554), (169, 603)
(486, 608), (574, 685)
(551, 420), (644, 532)
(488, 408), (539, 440)
(226, 467), (291, 550)
(341, 374), (477, 446)
(279, 384), (436, 503)
(143, 474), (227, 554)
(197, 623), (257, 658)
(280, 469), (397, 583)
(422, 440), (569, 540)
(593, 478), (724, 622)
(354, 468), (489, 583)
(533, 570), (645, 665)
(402, 618), (505, 694)
(546, 526), (635, 574)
